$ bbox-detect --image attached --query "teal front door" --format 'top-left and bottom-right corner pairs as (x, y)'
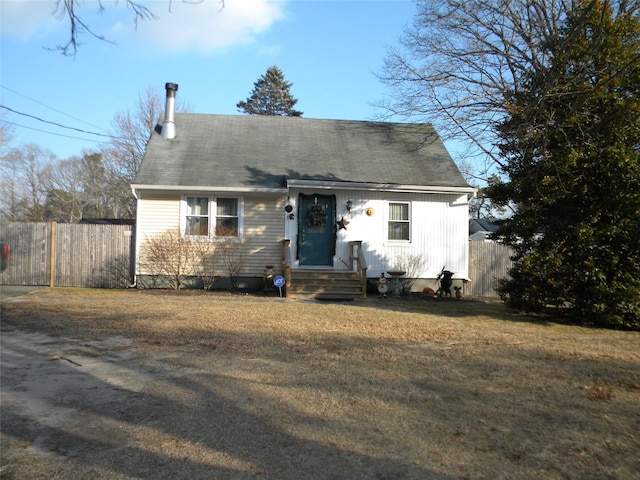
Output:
(298, 194), (336, 266)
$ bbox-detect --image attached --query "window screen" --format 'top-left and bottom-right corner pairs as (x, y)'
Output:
(388, 202), (410, 241)
(215, 198), (239, 236)
(185, 196), (209, 236)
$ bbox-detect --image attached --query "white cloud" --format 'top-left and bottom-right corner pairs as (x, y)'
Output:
(1, 0), (288, 54)
(0, 0), (63, 40)
(116, 0), (288, 54)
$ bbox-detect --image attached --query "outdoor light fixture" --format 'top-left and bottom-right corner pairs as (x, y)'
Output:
(346, 199), (353, 213)
(285, 196), (293, 213)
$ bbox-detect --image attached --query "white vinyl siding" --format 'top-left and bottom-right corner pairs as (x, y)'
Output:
(135, 189), (469, 282)
(299, 190), (469, 280)
(137, 193), (181, 237)
(135, 193), (181, 276)
(242, 196), (285, 274)
(136, 192), (285, 277)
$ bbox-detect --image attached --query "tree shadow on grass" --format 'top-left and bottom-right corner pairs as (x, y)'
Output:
(0, 330), (460, 480)
(320, 294), (557, 326)
(2, 295), (639, 479)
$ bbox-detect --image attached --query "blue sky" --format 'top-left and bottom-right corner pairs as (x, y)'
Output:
(1, 0), (420, 160)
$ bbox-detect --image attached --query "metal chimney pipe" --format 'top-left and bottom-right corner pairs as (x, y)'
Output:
(161, 83), (179, 140)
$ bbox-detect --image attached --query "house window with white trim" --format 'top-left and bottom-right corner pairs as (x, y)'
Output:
(215, 198), (239, 236)
(183, 196), (240, 237)
(388, 202), (410, 241)
(185, 196), (209, 236)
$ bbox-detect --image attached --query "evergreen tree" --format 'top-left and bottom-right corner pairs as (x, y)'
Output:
(237, 66), (302, 116)
(489, 0), (640, 329)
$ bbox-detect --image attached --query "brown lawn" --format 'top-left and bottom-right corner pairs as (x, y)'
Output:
(1, 288), (639, 479)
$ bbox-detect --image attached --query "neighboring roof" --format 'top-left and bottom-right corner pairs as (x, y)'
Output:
(469, 218), (499, 235)
(470, 231), (492, 241)
(133, 114), (471, 191)
(79, 218), (135, 225)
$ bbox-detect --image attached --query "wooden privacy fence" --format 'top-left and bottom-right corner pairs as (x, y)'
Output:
(467, 241), (514, 298)
(0, 222), (134, 288)
(1, 221), (511, 296)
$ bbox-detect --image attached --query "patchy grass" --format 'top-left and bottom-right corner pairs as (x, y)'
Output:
(1, 288), (639, 479)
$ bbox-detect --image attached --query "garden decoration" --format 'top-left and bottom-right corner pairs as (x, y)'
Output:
(377, 275), (388, 298)
(336, 216), (350, 230)
(436, 268), (454, 298)
(387, 270), (406, 297)
(454, 286), (462, 300)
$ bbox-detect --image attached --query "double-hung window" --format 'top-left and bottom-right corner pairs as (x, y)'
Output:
(185, 196), (209, 236)
(184, 196), (240, 237)
(215, 198), (239, 237)
(388, 202), (410, 241)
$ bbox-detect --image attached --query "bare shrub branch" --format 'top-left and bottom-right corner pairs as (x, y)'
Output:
(215, 227), (248, 290)
(394, 253), (429, 295)
(140, 229), (215, 290)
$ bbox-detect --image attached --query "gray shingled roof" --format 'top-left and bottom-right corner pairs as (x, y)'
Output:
(469, 218), (499, 234)
(133, 114), (470, 190)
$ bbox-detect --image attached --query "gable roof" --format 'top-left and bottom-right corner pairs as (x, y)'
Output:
(133, 114), (472, 192)
(469, 218), (499, 234)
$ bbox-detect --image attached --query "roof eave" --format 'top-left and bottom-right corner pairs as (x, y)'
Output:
(287, 179), (477, 195)
(131, 184), (288, 194)
(131, 181), (477, 197)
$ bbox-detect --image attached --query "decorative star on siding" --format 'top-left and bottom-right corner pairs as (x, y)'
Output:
(336, 217), (350, 230)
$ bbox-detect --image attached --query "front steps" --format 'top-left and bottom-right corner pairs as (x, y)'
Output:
(287, 270), (365, 300)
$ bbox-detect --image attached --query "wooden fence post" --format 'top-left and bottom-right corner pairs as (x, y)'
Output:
(49, 221), (56, 287)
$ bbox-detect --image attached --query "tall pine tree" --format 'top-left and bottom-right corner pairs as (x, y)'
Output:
(237, 66), (302, 116)
(490, 0), (640, 328)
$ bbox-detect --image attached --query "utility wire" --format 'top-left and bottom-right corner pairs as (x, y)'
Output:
(0, 105), (119, 139)
(1, 85), (110, 133)
(1, 119), (107, 143)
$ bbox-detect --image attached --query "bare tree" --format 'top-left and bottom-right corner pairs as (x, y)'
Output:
(1, 85), (192, 222)
(40, 151), (119, 222)
(80, 152), (111, 218)
(42, 158), (84, 222)
(101, 85), (191, 217)
(53, 0), (224, 56)
(0, 123), (19, 221)
(377, 0), (599, 178)
(0, 144), (54, 222)
(0, 118), (14, 149)
(0, 154), (24, 222)
(103, 86), (165, 184)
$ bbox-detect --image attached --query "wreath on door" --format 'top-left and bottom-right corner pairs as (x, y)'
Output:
(306, 203), (326, 228)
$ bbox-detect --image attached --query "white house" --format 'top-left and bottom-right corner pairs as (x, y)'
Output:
(469, 218), (499, 242)
(131, 83), (476, 297)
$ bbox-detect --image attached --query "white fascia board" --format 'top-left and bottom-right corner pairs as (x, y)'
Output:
(131, 184), (288, 195)
(287, 179), (477, 196)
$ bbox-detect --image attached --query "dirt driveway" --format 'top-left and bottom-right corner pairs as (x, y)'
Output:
(2, 328), (334, 479)
(0, 285), (46, 301)
(2, 324), (401, 480)
(1, 288), (639, 479)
